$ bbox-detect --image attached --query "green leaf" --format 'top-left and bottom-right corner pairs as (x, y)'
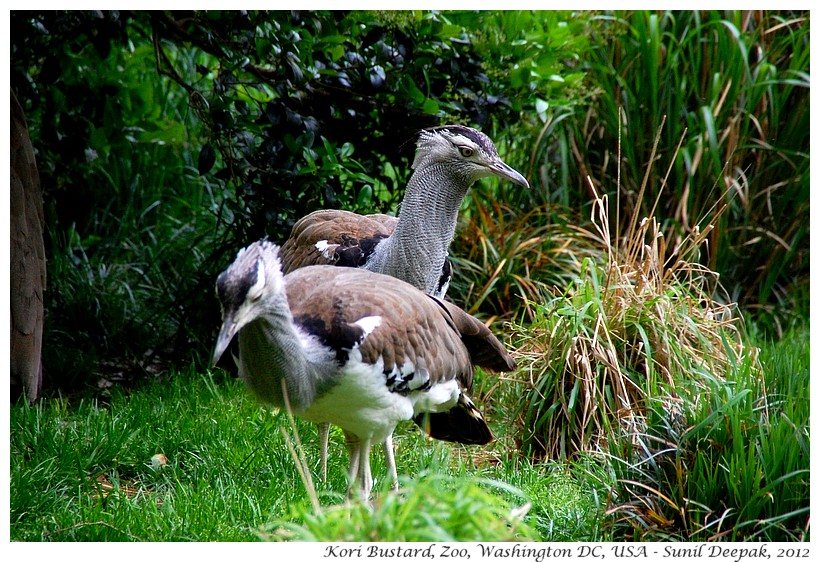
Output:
(400, 75), (426, 104)
(328, 45), (345, 62)
(510, 65), (531, 88)
(422, 98), (440, 115)
(535, 98), (550, 123)
(356, 185), (373, 208)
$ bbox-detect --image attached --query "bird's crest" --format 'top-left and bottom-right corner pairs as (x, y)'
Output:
(216, 239), (284, 312)
(419, 125), (497, 156)
(411, 125), (499, 171)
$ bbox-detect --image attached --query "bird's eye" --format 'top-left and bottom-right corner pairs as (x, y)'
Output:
(458, 146), (474, 158)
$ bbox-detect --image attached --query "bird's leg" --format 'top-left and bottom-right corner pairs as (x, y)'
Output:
(357, 439), (373, 500)
(382, 432), (399, 491)
(318, 422), (330, 481)
(344, 431), (362, 501)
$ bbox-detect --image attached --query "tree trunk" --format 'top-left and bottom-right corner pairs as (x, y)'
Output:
(11, 89), (46, 403)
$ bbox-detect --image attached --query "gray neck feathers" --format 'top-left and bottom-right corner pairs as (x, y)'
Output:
(365, 162), (470, 294)
(237, 293), (329, 411)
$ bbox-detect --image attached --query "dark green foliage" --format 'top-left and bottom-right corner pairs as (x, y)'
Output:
(148, 10), (574, 248)
(11, 11), (131, 236)
(12, 11), (223, 389)
(11, 10), (590, 390)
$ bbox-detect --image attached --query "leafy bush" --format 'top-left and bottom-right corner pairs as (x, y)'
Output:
(148, 11), (591, 250)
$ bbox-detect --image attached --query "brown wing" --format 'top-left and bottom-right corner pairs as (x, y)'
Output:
(430, 298), (517, 374)
(284, 266), (513, 391)
(279, 209), (398, 273)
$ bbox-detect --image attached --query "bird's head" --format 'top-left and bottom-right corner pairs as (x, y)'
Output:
(212, 240), (285, 366)
(412, 125), (529, 189)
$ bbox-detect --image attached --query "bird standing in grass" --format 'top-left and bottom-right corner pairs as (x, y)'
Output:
(279, 125), (528, 483)
(213, 240), (516, 499)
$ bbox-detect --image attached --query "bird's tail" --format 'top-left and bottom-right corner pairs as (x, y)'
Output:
(414, 394), (493, 445)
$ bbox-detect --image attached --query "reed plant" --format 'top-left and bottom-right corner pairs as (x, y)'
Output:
(605, 321), (809, 541)
(565, 11), (809, 327)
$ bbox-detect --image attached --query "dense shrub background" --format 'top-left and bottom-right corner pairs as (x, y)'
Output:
(10, 10), (808, 393)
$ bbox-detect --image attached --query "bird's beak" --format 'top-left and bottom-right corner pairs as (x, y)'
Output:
(212, 314), (239, 367)
(490, 160), (530, 189)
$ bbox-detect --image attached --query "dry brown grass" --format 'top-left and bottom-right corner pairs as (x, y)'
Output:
(449, 193), (601, 324)
(503, 123), (758, 460)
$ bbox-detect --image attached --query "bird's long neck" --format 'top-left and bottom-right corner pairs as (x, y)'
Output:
(237, 293), (327, 411)
(368, 163), (470, 294)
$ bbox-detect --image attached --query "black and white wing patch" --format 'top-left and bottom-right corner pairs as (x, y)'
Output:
(314, 233), (390, 268)
(383, 362), (432, 396)
(295, 306), (382, 366)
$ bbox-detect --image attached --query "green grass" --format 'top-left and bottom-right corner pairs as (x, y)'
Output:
(10, 366), (605, 542)
(11, 319), (805, 542)
(11, 368), (287, 541)
(606, 324), (809, 541)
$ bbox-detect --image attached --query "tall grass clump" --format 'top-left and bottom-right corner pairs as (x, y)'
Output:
(509, 171), (749, 461)
(264, 472), (539, 542)
(567, 11), (809, 329)
(506, 130), (808, 539)
(605, 323), (809, 541)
